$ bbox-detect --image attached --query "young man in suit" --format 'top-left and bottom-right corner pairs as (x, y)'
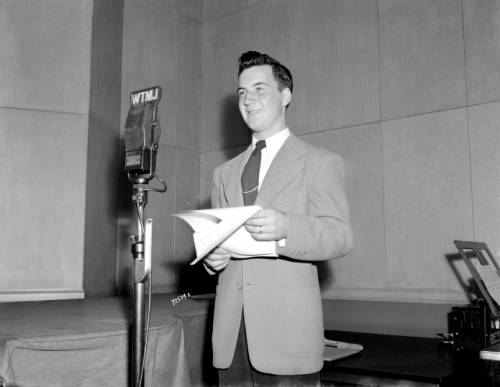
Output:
(204, 51), (353, 386)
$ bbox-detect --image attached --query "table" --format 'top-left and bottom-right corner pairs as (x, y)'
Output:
(322, 330), (490, 386)
(0, 295), (215, 387)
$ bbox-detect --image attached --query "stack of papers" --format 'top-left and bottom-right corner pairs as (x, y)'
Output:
(173, 206), (278, 265)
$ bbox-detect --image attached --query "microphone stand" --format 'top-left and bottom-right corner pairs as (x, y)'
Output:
(129, 167), (166, 387)
(130, 176), (150, 387)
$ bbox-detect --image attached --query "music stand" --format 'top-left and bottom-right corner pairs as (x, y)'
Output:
(453, 240), (500, 319)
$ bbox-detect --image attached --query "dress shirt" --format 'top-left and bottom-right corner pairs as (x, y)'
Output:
(250, 128), (290, 189)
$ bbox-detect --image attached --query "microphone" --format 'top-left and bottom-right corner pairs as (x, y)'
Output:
(124, 86), (162, 179)
(124, 87), (166, 387)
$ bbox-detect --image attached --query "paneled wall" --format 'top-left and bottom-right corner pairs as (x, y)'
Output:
(0, 0), (93, 301)
(116, 0), (209, 295)
(200, 0), (500, 306)
(0, 0), (124, 301)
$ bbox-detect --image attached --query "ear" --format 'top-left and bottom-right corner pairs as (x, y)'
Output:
(282, 88), (292, 108)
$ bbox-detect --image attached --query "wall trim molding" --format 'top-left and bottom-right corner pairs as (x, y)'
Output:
(321, 287), (468, 304)
(0, 289), (85, 303)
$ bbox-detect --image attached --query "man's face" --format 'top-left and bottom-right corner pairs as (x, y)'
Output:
(238, 65), (291, 139)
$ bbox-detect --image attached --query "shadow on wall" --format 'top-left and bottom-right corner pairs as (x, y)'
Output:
(83, 115), (126, 297)
(114, 136), (136, 296)
(199, 94), (250, 211)
(445, 252), (480, 304)
(221, 94), (250, 159)
(172, 210), (216, 294)
(177, 262), (218, 295)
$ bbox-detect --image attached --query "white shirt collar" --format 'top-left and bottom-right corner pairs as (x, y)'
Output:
(251, 128), (290, 155)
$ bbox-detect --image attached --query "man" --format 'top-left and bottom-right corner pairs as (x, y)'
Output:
(204, 51), (353, 386)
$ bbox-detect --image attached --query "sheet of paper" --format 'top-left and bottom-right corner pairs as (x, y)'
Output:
(323, 339), (363, 361)
(474, 263), (500, 306)
(173, 206), (277, 265)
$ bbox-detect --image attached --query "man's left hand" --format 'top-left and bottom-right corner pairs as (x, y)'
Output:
(244, 208), (288, 241)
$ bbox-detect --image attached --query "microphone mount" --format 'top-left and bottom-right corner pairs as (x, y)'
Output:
(130, 174), (167, 206)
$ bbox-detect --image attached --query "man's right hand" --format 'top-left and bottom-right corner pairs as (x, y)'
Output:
(204, 247), (231, 272)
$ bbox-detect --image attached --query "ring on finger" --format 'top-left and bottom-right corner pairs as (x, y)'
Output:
(259, 226), (263, 234)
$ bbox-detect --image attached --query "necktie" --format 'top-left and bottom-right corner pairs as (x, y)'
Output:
(241, 140), (266, 205)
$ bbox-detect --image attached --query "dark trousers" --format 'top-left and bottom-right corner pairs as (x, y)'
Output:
(218, 315), (321, 387)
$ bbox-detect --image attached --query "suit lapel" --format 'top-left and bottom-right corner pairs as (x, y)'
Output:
(220, 134), (309, 208)
(256, 134), (308, 207)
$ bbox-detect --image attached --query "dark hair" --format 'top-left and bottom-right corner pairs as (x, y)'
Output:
(238, 51), (293, 94)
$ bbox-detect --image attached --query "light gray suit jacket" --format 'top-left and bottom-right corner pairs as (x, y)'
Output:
(210, 133), (353, 374)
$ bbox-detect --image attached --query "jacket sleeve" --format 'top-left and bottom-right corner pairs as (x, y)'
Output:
(210, 165), (224, 209)
(277, 152), (353, 261)
(202, 165), (224, 275)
